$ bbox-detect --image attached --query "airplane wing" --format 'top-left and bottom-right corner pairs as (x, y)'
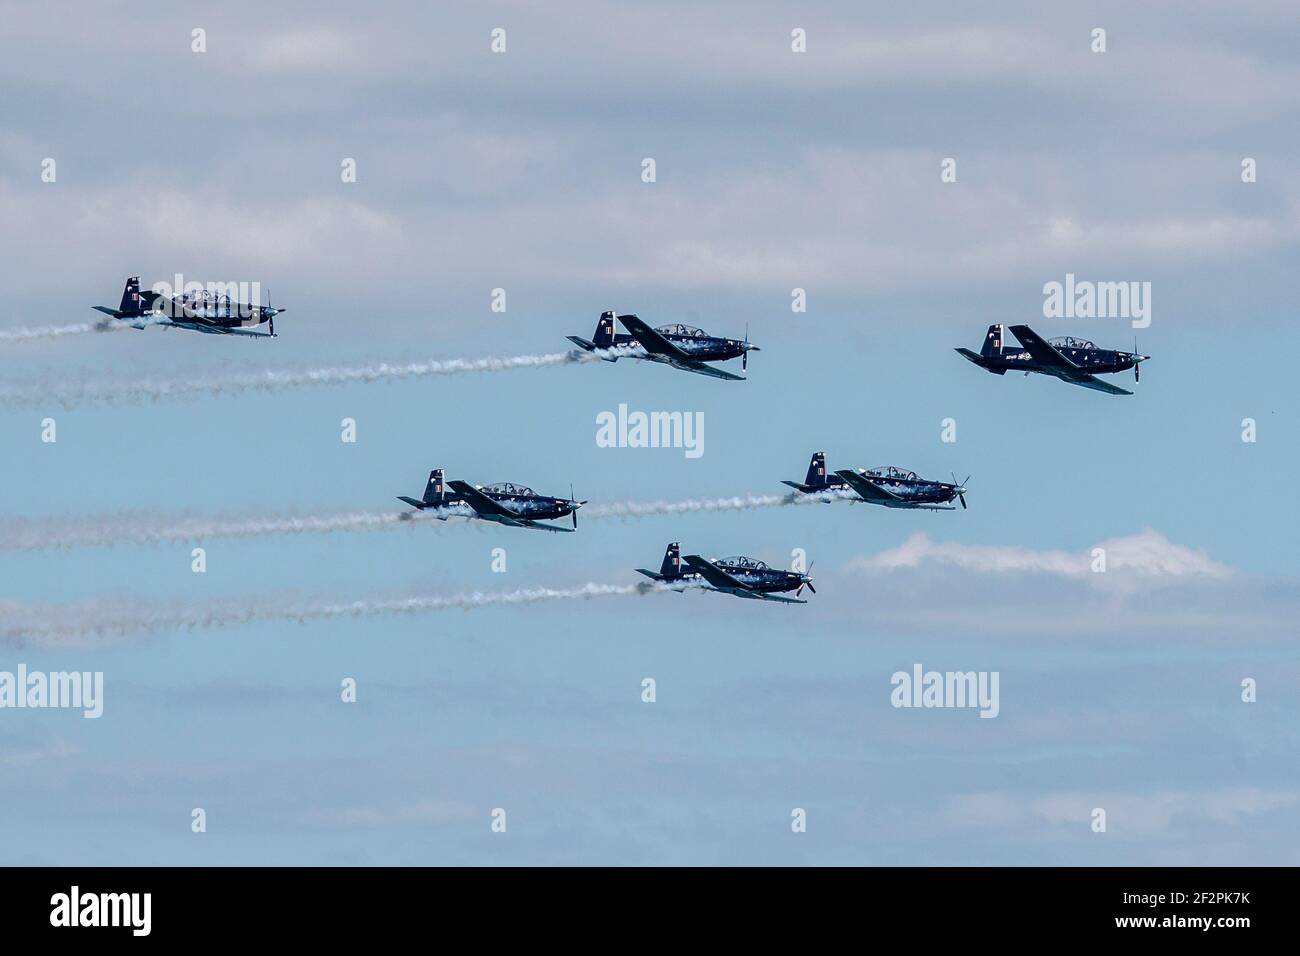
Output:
(515, 519), (576, 533)
(446, 480), (519, 519)
(1007, 325), (1077, 371)
(615, 315), (746, 380)
(162, 298), (274, 336)
(1007, 326), (1131, 394)
(680, 555), (805, 601)
(681, 555), (750, 591)
(615, 314), (691, 360)
(1063, 375), (1133, 396)
(833, 470), (956, 509)
(681, 556), (800, 600)
(741, 592), (807, 604)
(668, 359), (745, 381)
(834, 469), (903, 503)
(212, 326), (275, 338)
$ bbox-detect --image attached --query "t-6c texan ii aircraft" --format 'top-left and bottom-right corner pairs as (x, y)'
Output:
(635, 542), (814, 604)
(955, 323), (1149, 395)
(566, 311), (759, 381)
(397, 469), (585, 532)
(93, 276), (286, 338)
(782, 452), (970, 510)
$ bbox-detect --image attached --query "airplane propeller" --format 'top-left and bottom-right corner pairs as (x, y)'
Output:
(568, 483), (586, 529)
(796, 561), (817, 597)
(952, 472), (971, 509)
(743, 323), (750, 371)
(1134, 336), (1140, 383)
(267, 290), (276, 336)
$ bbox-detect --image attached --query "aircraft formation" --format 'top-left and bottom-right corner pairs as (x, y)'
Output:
(83, 275), (1155, 606)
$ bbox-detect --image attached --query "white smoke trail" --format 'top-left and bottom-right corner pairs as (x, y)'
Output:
(1, 582), (658, 646)
(0, 350), (601, 408)
(0, 506), (473, 551)
(0, 491), (856, 553)
(0, 316), (173, 344)
(0, 322), (101, 342)
(586, 489), (854, 519)
(0, 492), (857, 553)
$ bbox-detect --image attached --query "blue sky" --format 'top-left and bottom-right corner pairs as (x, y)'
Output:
(1, 1), (1298, 865)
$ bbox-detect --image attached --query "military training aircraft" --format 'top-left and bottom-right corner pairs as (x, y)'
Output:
(833, 466), (970, 511)
(635, 542), (814, 603)
(397, 469), (585, 532)
(955, 323), (1148, 395)
(93, 276), (285, 338)
(566, 311), (758, 381)
(782, 452), (969, 510)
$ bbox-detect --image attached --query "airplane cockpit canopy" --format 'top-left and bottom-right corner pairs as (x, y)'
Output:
(656, 323), (707, 338)
(483, 482), (534, 496)
(178, 290), (240, 315)
(182, 290), (233, 305)
(1048, 335), (1097, 350)
(865, 466), (919, 481)
(717, 556), (768, 571)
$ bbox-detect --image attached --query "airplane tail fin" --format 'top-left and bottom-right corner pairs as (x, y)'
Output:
(422, 469), (446, 506)
(980, 324), (1005, 357)
(804, 451), (828, 489)
(660, 541), (682, 578)
(593, 311), (616, 349)
(118, 276), (142, 315)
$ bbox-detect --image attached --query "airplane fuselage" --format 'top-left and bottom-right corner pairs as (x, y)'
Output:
(788, 473), (960, 508)
(638, 558), (806, 592)
(849, 473), (961, 508)
(593, 333), (748, 364)
(967, 346), (1139, 378)
(98, 297), (278, 336)
(640, 566), (805, 597)
(707, 566), (806, 596)
(412, 490), (577, 524)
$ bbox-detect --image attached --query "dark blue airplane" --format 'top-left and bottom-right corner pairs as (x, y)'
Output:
(636, 542), (814, 604)
(398, 469), (585, 532)
(93, 276), (285, 338)
(567, 311), (758, 381)
(784, 452), (969, 510)
(956, 323), (1148, 395)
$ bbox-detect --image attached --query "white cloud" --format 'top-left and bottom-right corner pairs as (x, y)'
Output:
(847, 529), (1233, 589)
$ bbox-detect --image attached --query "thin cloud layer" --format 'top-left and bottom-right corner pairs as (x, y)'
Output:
(947, 787), (1298, 837)
(847, 529), (1233, 587)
